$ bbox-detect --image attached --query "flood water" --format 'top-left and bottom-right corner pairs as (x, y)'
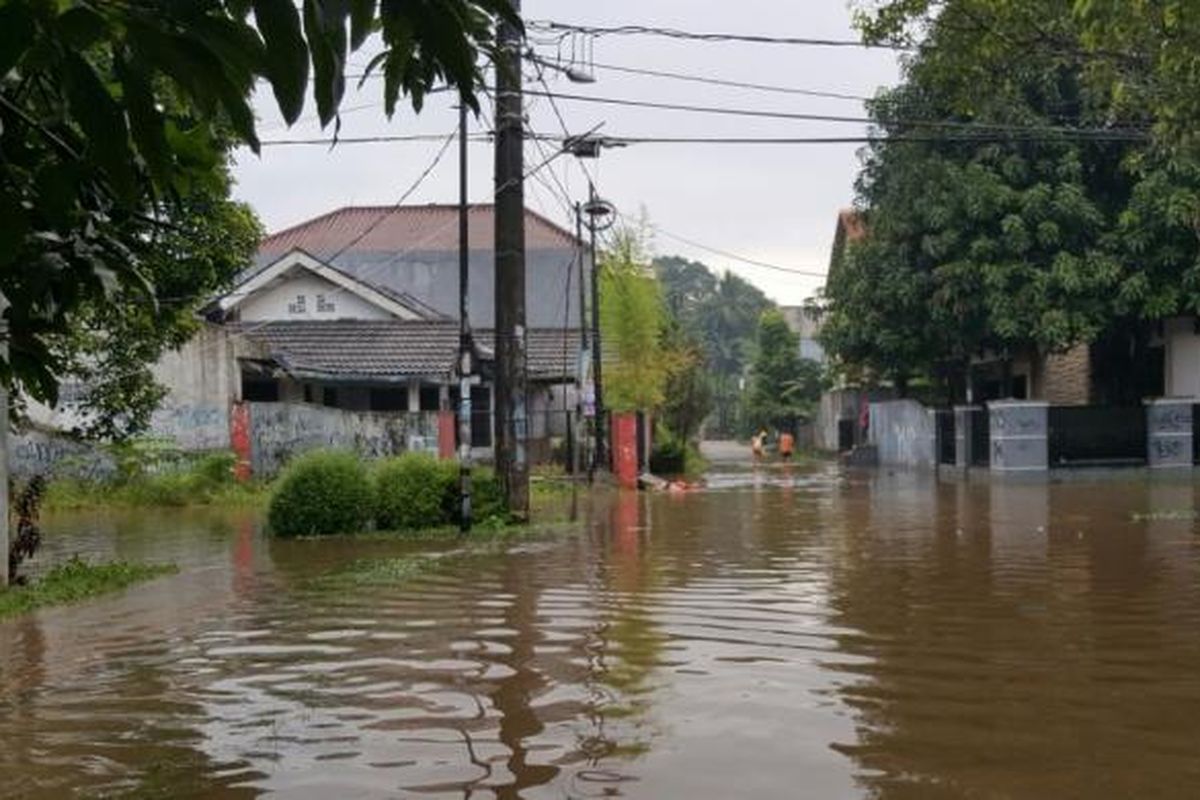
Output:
(4, 460), (1200, 798)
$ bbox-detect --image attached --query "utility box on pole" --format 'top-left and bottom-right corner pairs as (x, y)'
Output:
(493, 0), (530, 519)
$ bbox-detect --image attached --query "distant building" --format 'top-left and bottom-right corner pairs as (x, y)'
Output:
(24, 205), (589, 473)
(778, 305), (825, 363)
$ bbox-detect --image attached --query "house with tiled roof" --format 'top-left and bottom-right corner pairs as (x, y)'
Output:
(14, 205), (591, 476)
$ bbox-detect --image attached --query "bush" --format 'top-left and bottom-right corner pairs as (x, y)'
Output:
(268, 450), (373, 537)
(193, 451), (238, 486)
(374, 453), (459, 531)
(471, 467), (507, 523)
(650, 437), (687, 475)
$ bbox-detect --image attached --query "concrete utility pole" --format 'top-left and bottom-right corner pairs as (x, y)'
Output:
(588, 183), (606, 473)
(0, 294), (9, 587)
(457, 101), (473, 533)
(494, 0), (530, 520)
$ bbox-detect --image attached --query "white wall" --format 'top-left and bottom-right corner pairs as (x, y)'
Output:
(238, 273), (392, 322)
(1166, 317), (1200, 398)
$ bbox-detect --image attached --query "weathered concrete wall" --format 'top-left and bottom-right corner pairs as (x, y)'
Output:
(870, 399), (937, 469)
(1146, 399), (1192, 469)
(9, 428), (115, 480)
(990, 401), (1048, 472)
(245, 402), (439, 476)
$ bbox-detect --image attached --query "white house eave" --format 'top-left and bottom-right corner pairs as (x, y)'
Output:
(217, 248), (424, 320)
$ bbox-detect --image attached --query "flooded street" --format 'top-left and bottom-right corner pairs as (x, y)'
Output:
(4, 462), (1200, 798)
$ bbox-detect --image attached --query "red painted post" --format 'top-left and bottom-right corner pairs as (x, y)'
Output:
(611, 412), (639, 489)
(230, 401), (252, 482)
(438, 411), (456, 460)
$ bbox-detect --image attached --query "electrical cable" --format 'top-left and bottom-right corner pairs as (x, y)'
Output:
(526, 20), (906, 50)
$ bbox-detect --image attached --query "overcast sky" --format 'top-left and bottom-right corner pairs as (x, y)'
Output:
(231, 1), (901, 305)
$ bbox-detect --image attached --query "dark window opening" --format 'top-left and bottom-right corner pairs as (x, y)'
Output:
(242, 376), (279, 402)
(1011, 375), (1028, 400)
(287, 294), (307, 314)
(471, 386), (491, 447)
(370, 387), (408, 411)
(304, 385), (315, 404)
(419, 385), (442, 411)
(323, 387), (338, 407)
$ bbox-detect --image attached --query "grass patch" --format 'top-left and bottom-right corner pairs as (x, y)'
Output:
(0, 557), (178, 619)
(43, 476), (270, 511)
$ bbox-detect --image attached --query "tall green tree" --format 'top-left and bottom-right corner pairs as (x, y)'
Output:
(654, 256), (772, 433)
(600, 228), (675, 413)
(820, 0), (1200, 398)
(0, 0), (514, 425)
(745, 309), (821, 431)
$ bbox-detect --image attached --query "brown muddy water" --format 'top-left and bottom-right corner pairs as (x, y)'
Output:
(3, 463), (1200, 799)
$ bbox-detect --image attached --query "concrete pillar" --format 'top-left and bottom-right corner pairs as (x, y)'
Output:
(954, 405), (982, 468)
(1146, 399), (1193, 469)
(989, 400), (1048, 472)
(406, 381), (420, 413)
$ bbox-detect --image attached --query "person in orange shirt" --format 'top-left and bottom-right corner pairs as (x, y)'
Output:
(778, 429), (795, 461)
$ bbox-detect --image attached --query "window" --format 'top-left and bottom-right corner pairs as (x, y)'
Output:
(304, 385), (315, 404)
(242, 377), (279, 402)
(470, 386), (492, 447)
(287, 294), (307, 314)
(419, 385), (442, 411)
(317, 294), (336, 313)
(370, 387), (408, 411)
(322, 387), (338, 407)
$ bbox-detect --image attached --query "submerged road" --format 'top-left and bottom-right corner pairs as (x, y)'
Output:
(3, 465), (1200, 797)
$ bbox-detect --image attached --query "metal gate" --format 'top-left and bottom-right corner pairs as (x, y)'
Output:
(969, 407), (990, 467)
(1048, 406), (1146, 466)
(936, 409), (956, 465)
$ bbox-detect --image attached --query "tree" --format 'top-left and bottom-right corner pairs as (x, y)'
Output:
(0, 0), (514, 426)
(745, 309), (821, 431)
(658, 322), (712, 445)
(600, 227), (675, 413)
(654, 256), (773, 434)
(820, 0), (1200, 398)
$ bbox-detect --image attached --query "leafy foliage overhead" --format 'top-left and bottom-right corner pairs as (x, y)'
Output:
(0, 0), (515, 419)
(819, 0), (1200, 395)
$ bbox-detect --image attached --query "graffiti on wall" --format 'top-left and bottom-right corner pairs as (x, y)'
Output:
(246, 403), (440, 476)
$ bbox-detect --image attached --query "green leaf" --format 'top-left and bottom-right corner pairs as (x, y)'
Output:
(0, 2), (35, 78)
(350, 0), (377, 49)
(56, 6), (107, 50)
(0, 196), (28, 270)
(62, 52), (137, 203)
(304, 0), (349, 127)
(115, 51), (171, 191)
(253, 0), (310, 124)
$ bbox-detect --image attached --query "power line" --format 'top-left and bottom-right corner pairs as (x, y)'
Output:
(257, 130), (1150, 148)
(526, 20), (907, 50)
(547, 57), (873, 102)
(643, 220), (829, 279)
(523, 89), (1150, 139)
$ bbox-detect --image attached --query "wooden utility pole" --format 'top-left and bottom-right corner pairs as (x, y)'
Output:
(494, 0), (529, 520)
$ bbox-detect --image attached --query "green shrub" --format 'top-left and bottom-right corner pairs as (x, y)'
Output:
(192, 451), (238, 486)
(373, 453), (458, 531)
(268, 450), (373, 537)
(471, 467), (507, 523)
(650, 437), (687, 475)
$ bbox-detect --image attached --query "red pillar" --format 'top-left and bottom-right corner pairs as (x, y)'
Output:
(611, 412), (639, 489)
(438, 411), (456, 460)
(230, 401), (252, 481)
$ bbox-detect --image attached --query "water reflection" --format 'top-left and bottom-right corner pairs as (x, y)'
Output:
(4, 467), (1200, 797)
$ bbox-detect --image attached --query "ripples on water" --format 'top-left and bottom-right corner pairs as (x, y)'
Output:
(3, 464), (1200, 798)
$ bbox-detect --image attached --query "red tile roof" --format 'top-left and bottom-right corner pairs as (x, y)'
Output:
(837, 209), (866, 243)
(258, 204), (578, 260)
